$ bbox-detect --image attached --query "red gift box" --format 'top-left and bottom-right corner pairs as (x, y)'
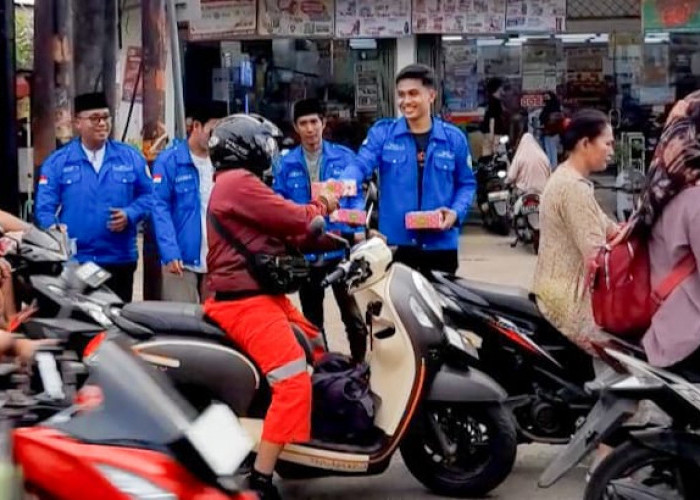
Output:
(330, 209), (367, 226)
(405, 210), (444, 230)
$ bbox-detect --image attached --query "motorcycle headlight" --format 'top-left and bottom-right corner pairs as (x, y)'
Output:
(96, 465), (176, 499)
(497, 170), (507, 179)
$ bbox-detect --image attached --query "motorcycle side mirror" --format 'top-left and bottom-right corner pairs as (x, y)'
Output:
(309, 216), (326, 238)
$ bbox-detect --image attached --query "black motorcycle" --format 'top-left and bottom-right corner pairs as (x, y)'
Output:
(475, 137), (511, 235)
(430, 271), (644, 445)
(540, 345), (700, 500)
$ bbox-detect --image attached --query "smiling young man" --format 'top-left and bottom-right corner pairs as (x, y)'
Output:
(274, 98), (368, 361)
(35, 92), (152, 302)
(342, 64), (476, 276)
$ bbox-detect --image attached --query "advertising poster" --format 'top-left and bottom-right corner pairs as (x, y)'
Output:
(442, 40), (479, 112)
(336, 0), (411, 38)
(258, 0), (334, 37)
(122, 47), (143, 103)
(505, 0), (566, 33)
(642, 0), (700, 33)
(412, 0), (506, 35)
(522, 40), (559, 92)
(355, 61), (380, 112)
(189, 0), (257, 40)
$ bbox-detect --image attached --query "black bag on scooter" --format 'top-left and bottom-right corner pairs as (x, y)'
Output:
(311, 353), (375, 443)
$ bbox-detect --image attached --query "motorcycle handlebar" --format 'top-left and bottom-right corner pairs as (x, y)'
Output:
(322, 261), (352, 288)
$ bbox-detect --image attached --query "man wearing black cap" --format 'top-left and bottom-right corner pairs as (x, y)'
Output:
(152, 102), (227, 302)
(35, 92), (153, 302)
(273, 98), (368, 361)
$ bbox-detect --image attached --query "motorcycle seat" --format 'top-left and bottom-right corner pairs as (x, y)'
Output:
(119, 301), (316, 364)
(120, 302), (226, 338)
(455, 278), (543, 320)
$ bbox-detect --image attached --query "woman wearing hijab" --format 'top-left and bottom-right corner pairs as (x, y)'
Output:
(621, 90), (700, 370)
(506, 132), (551, 194)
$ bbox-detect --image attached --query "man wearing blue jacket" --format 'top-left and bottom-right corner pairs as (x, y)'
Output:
(342, 64), (476, 276)
(35, 92), (152, 302)
(274, 98), (368, 361)
(151, 103), (227, 302)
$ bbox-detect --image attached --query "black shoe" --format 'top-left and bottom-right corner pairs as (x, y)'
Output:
(248, 470), (282, 500)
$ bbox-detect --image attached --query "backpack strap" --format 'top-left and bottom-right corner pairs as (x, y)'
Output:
(207, 212), (255, 263)
(652, 253), (697, 305)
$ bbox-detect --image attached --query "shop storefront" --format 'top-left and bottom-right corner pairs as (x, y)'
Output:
(156, 0), (700, 165)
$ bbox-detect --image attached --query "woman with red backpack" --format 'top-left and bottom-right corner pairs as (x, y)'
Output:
(533, 109), (620, 358)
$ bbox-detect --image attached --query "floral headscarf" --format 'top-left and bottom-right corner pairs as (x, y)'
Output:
(630, 90), (700, 234)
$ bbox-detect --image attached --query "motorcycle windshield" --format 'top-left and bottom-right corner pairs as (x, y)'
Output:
(49, 338), (251, 484)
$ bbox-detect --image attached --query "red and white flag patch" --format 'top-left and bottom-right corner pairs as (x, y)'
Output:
(153, 174), (163, 184)
(38, 175), (48, 185)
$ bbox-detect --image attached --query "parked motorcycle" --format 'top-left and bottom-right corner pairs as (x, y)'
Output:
(430, 271), (644, 446)
(509, 189), (540, 253)
(540, 345), (700, 500)
(475, 136), (511, 235)
(0, 336), (256, 499)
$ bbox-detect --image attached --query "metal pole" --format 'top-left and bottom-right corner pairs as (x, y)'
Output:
(32, 0), (55, 182)
(166, 0), (185, 140)
(141, 0), (167, 301)
(0, 0), (18, 214)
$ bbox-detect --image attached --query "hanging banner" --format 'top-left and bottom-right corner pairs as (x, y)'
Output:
(188, 0), (257, 40)
(122, 47), (143, 104)
(412, 0), (506, 34)
(505, 0), (566, 33)
(258, 0), (334, 37)
(442, 40), (479, 112)
(642, 0), (700, 33)
(336, 0), (411, 38)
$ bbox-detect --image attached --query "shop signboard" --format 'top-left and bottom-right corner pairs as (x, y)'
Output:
(258, 0), (334, 37)
(505, 0), (566, 33)
(189, 0), (257, 40)
(412, 0), (506, 35)
(336, 0), (411, 38)
(642, 0), (700, 33)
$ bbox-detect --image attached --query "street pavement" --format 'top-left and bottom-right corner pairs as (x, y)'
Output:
(134, 226), (588, 499)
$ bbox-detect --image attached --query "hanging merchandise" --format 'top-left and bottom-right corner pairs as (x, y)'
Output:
(412, 0), (506, 35)
(189, 0), (257, 40)
(506, 0), (566, 33)
(258, 0), (334, 37)
(336, 0), (411, 38)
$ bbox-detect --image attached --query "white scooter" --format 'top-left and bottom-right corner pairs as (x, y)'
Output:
(116, 231), (517, 497)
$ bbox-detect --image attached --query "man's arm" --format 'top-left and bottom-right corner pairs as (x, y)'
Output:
(449, 134), (477, 225)
(0, 211), (29, 233)
(150, 153), (181, 265)
(211, 173), (331, 240)
(340, 122), (386, 188)
(123, 151), (154, 225)
(34, 158), (61, 229)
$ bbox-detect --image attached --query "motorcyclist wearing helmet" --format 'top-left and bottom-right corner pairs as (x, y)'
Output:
(203, 114), (338, 499)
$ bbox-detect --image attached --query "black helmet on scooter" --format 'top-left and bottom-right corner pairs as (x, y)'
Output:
(208, 113), (282, 178)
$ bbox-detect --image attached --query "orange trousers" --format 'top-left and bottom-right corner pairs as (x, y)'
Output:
(204, 295), (324, 444)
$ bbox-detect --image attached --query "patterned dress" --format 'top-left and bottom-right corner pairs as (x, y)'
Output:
(533, 166), (617, 355)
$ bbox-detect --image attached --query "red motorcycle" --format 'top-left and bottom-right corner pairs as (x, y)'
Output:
(1, 336), (257, 500)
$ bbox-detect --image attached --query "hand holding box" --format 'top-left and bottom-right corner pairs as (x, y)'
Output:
(405, 210), (444, 230)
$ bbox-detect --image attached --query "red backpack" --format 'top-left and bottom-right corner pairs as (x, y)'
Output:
(589, 236), (696, 337)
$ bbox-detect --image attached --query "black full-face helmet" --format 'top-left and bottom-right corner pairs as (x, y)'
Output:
(208, 113), (282, 178)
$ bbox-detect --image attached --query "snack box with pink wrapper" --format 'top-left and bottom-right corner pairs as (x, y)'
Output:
(405, 210), (444, 230)
(311, 180), (357, 199)
(330, 209), (367, 226)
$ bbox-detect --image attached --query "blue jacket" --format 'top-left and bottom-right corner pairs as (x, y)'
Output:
(273, 141), (364, 261)
(35, 138), (153, 264)
(151, 140), (205, 267)
(341, 117), (476, 251)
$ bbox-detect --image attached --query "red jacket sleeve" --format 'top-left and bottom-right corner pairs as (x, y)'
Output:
(211, 171), (328, 239)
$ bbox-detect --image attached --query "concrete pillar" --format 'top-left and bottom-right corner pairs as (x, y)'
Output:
(396, 36), (417, 75)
